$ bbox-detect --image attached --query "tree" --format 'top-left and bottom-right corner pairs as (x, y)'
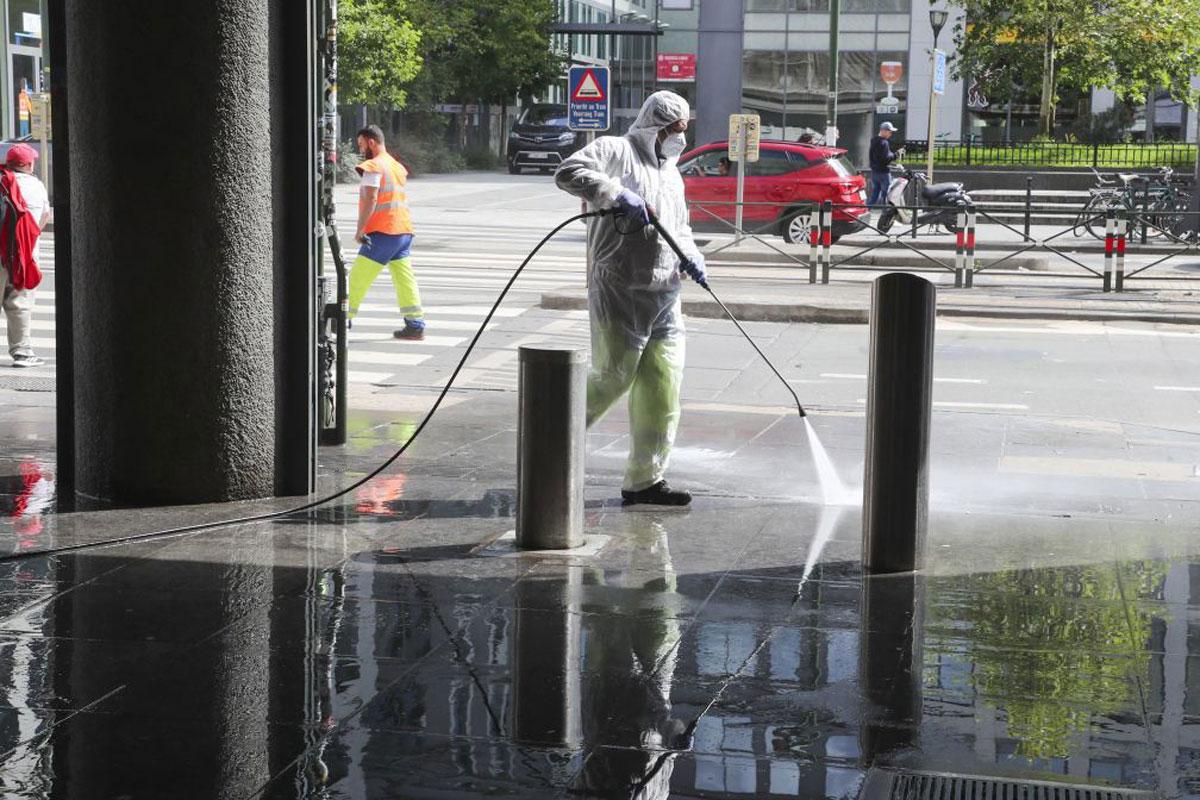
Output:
(339, 0), (423, 109)
(950, 0), (1200, 137)
(402, 0), (567, 149)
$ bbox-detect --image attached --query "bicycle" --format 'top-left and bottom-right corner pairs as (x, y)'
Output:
(1073, 166), (1181, 240)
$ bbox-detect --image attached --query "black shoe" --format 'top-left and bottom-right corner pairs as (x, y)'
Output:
(393, 326), (425, 341)
(621, 480), (691, 507)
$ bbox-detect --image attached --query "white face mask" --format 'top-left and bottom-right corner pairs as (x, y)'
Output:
(660, 131), (687, 158)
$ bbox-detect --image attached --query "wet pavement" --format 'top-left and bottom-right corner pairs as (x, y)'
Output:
(0, 386), (1197, 797)
(2, 240), (1199, 797)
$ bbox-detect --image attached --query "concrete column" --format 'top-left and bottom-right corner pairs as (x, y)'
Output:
(695, 0), (744, 147)
(62, 0), (305, 504)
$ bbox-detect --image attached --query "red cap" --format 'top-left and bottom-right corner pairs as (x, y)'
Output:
(5, 144), (38, 166)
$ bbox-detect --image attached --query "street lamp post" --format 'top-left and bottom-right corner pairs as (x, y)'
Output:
(926, 7), (948, 183)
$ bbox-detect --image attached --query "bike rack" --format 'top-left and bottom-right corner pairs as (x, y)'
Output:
(809, 200), (957, 284)
(967, 206), (1108, 286)
(1115, 209), (1200, 291)
(688, 199), (813, 270)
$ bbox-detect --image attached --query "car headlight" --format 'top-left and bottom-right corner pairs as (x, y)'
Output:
(508, 131), (519, 140)
(558, 132), (576, 144)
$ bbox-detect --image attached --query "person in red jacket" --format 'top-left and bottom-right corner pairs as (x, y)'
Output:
(1, 144), (48, 367)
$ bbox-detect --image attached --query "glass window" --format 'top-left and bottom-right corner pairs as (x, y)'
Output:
(680, 149), (733, 178)
(9, 0), (41, 47)
(747, 149), (799, 176)
(746, 0), (789, 9)
(519, 105), (569, 126)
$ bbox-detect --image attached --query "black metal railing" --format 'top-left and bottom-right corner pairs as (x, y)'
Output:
(900, 139), (1197, 169)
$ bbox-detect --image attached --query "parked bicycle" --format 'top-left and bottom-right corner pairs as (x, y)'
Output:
(1073, 166), (1191, 240)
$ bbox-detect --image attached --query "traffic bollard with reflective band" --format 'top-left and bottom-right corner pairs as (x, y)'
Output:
(862, 273), (936, 575)
(809, 209), (820, 284)
(954, 211), (966, 288)
(517, 346), (586, 550)
(964, 208), (977, 288)
(1115, 212), (1127, 292)
(821, 200), (833, 284)
(1103, 209), (1115, 293)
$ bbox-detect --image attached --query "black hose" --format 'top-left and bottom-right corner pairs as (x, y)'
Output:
(646, 210), (808, 418)
(0, 210), (613, 563)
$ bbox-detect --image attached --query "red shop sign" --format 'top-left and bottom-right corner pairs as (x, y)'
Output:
(657, 53), (696, 82)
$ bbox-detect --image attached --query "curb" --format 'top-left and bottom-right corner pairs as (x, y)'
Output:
(540, 292), (1200, 326)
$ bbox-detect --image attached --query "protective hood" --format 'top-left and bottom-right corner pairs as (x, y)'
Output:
(625, 91), (690, 164)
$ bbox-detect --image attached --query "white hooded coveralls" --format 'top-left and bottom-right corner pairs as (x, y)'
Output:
(555, 91), (703, 492)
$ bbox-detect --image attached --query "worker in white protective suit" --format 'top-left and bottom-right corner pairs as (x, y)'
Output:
(555, 91), (707, 507)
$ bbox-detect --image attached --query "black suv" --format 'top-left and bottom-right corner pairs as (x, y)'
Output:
(507, 104), (582, 174)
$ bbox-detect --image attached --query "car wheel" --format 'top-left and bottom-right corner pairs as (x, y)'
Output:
(780, 208), (813, 244)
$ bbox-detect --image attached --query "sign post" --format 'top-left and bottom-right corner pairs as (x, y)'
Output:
(728, 113), (760, 245)
(568, 65), (610, 280)
(927, 49), (946, 182)
(567, 66), (610, 132)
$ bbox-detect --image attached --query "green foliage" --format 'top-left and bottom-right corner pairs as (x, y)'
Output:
(339, 0), (423, 108)
(403, 0), (567, 108)
(392, 134), (466, 174)
(923, 141), (1196, 167)
(464, 146), (501, 170)
(925, 561), (1168, 759)
(950, 0), (1200, 134)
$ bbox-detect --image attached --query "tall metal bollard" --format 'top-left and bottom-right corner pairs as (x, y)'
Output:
(517, 346), (586, 550)
(862, 274), (936, 574)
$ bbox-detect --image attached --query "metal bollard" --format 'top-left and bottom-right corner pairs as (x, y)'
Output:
(809, 207), (820, 284)
(1115, 211), (1127, 292)
(862, 274), (936, 575)
(1103, 209), (1115, 293)
(964, 207), (977, 288)
(517, 346), (586, 550)
(1023, 176), (1033, 242)
(821, 200), (833, 284)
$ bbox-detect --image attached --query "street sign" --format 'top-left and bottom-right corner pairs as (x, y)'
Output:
(932, 49), (947, 95)
(567, 65), (610, 131)
(656, 53), (696, 82)
(875, 102), (900, 115)
(727, 113), (760, 163)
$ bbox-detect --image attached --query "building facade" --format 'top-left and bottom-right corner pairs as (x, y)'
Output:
(1, 0), (46, 141)
(552, 0), (1197, 168)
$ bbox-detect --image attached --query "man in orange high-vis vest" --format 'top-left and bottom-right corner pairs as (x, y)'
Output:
(348, 124), (425, 340)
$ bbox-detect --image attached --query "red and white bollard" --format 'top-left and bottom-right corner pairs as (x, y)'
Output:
(1115, 211), (1127, 292)
(964, 207), (977, 288)
(809, 208), (820, 284)
(1102, 209), (1116, 292)
(821, 200), (834, 284)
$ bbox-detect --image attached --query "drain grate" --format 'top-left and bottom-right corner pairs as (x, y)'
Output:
(862, 768), (1155, 800)
(0, 374), (55, 392)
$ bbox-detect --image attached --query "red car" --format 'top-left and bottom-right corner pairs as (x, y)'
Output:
(678, 140), (868, 243)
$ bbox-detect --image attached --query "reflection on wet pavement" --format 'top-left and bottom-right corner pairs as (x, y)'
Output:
(0, 505), (1191, 800)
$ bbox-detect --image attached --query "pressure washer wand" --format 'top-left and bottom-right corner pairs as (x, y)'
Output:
(646, 210), (808, 418)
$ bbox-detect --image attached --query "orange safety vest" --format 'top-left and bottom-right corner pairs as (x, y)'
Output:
(357, 152), (413, 235)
